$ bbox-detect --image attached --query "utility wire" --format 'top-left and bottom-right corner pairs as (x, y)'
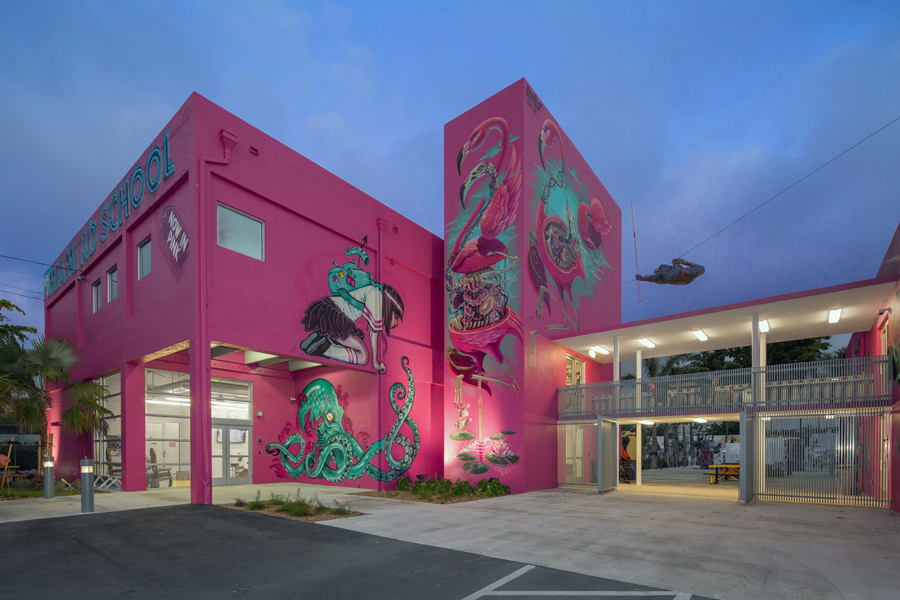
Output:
(0, 282), (43, 294)
(678, 114), (900, 259)
(0, 290), (41, 300)
(0, 267), (44, 277)
(0, 254), (53, 267)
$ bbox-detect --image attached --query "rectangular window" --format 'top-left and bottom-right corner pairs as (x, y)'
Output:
(107, 266), (118, 301)
(138, 237), (151, 280)
(92, 279), (102, 313)
(217, 203), (264, 261)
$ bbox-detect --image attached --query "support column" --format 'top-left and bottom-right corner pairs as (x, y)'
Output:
(613, 336), (620, 411)
(739, 411), (748, 505)
(635, 422), (642, 486)
(120, 361), (146, 491)
(751, 315), (760, 408)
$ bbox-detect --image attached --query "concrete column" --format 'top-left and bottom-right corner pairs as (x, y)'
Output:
(120, 361), (146, 491)
(189, 340), (212, 504)
(613, 336), (620, 410)
(635, 422), (642, 486)
(635, 350), (642, 410)
(760, 332), (767, 407)
(751, 314), (760, 409)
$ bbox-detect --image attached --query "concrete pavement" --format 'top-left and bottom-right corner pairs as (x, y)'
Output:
(2, 468), (898, 599)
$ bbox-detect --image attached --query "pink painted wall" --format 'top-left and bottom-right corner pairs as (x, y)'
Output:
(443, 79), (622, 493)
(444, 82), (527, 491)
(45, 93), (444, 491)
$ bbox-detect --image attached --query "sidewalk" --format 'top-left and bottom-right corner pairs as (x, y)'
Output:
(2, 476), (898, 600)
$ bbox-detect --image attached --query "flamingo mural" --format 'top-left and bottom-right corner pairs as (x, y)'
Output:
(446, 116), (523, 473)
(530, 119), (611, 331)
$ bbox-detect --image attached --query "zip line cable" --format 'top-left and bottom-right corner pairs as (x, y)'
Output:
(678, 113), (900, 259)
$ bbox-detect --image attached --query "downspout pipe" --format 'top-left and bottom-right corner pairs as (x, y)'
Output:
(376, 218), (388, 490)
(191, 129), (237, 505)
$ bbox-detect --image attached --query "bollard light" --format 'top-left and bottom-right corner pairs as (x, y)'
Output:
(43, 456), (55, 499)
(80, 458), (95, 513)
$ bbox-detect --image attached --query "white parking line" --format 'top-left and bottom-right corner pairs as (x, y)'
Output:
(461, 566), (535, 600)
(460, 564), (693, 599)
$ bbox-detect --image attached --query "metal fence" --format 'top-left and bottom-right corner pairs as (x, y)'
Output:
(558, 356), (893, 420)
(745, 407), (890, 507)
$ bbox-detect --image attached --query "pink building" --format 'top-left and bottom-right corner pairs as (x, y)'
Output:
(42, 79), (900, 511)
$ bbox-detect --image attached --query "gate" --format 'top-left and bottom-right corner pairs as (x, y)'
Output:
(597, 418), (618, 494)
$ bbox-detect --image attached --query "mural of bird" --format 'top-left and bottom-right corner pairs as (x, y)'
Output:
(534, 119), (584, 331)
(450, 145), (521, 274)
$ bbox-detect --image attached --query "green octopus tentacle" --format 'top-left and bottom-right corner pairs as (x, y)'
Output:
(268, 356), (419, 483)
(366, 356), (420, 481)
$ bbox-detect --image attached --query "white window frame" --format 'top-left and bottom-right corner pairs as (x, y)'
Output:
(107, 265), (118, 301)
(216, 203), (265, 261)
(138, 237), (151, 280)
(92, 279), (102, 313)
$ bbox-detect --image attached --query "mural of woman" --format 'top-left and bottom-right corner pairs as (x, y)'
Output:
(299, 245), (405, 374)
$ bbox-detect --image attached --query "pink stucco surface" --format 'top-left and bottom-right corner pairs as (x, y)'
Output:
(443, 80), (622, 493)
(45, 93), (445, 498)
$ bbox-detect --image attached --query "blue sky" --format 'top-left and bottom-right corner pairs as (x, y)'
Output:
(1, 1), (898, 352)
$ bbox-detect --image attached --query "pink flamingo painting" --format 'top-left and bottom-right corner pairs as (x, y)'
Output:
(448, 117), (523, 394)
(532, 119), (610, 331)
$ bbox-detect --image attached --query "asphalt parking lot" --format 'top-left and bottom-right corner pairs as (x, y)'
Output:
(1, 505), (712, 600)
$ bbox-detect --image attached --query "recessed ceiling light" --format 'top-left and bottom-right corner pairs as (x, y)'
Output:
(693, 330), (708, 341)
(828, 308), (842, 324)
(591, 346), (609, 355)
(639, 338), (655, 348)
(588, 349), (596, 358)
(692, 417), (708, 423)
(759, 319), (769, 333)
(637, 420), (654, 425)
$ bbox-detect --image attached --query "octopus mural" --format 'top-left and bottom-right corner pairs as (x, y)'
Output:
(265, 356), (418, 482)
(299, 241), (405, 374)
(529, 119), (612, 331)
(446, 116), (523, 476)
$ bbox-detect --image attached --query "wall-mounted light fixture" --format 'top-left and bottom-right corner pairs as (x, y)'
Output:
(692, 330), (708, 341)
(877, 307), (892, 316)
(639, 338), (655, 348)
(256, 411), (263, 418)
(290, 397), (296, 403)
(828, 308), (842, 324)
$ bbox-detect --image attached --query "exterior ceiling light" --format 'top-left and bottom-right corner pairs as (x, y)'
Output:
(759, 319), (769, 333)
(592, 346), (609, 355)
(693, 330), (708, 341)
(638, 338), (655, 348)
(692, 417), (708, 423)
(637, 420), (654, 425)
(588, 349), (596, 359)
(828, 308), (842, 324)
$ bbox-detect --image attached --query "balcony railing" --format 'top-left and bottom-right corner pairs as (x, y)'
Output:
(558, 356), (894, 419)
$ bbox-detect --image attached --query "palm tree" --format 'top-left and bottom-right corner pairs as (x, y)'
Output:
(0, 335), (111, 459)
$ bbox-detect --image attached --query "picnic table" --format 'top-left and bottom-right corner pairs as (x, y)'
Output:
(704, 463), (739, 484)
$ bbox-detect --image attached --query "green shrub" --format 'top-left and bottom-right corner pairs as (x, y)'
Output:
(247, 490), (265, 510)
(331, 500), (350, 515)
(282, 501), (314, 517)
(395, 475), (412, 492)
(451, 478), (475, 496)
(234, 497), (247, 507)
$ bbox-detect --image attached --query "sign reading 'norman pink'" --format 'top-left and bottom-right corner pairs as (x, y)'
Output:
(161, 206), (189, 274)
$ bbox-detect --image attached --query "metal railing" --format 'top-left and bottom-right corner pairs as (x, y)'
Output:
(558, 356), (893, 420)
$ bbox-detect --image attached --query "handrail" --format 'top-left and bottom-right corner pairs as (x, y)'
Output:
(558, 356), (893, 418)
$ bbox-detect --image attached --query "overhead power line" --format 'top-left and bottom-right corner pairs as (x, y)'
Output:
(0, 267), (44, 277)
(0, 290), (41, 300)
(0, 254), (53, 267)
(679, 113), (900, 259)
(0, 282), (43, 294)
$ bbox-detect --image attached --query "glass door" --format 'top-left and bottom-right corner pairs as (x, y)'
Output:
(212, 424), (252, 486)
